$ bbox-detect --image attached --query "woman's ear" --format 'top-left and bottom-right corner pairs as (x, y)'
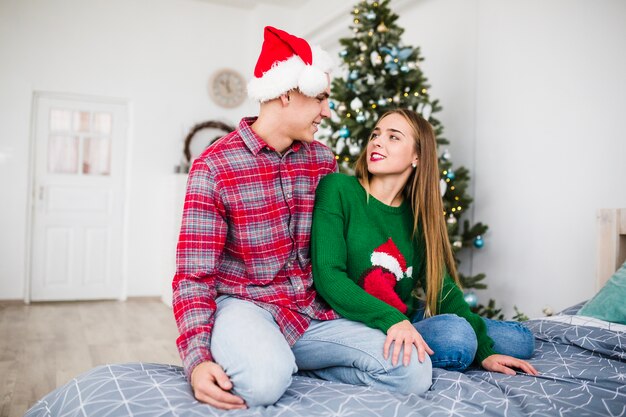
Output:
(411, 157), (418, 168)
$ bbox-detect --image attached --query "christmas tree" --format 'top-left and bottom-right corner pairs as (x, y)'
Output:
(322, 0), (503, 319)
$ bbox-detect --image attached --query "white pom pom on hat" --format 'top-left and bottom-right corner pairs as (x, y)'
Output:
(247, 26), (334, 102)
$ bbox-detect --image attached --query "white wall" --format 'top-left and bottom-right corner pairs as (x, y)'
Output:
(0, 0), (257, 299)
(472, 0), (626, 317)
(1, 0), (625, 318)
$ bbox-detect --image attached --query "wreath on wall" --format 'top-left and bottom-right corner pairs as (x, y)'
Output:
(179, 120), (234, 173)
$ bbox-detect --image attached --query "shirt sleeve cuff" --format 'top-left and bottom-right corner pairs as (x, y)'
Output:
(475, 343), (497, 364)
(183, 347), (214, 380)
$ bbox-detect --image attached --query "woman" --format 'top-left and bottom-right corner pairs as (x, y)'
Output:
(312, 109), (538, 375)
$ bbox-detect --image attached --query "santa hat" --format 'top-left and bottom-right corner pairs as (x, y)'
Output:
(370, 238), (413, 281)
(247, 26), (334, 102)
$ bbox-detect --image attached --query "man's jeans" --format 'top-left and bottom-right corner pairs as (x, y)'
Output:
(210, 296), (432, 407)
(413, 313), (535, 371)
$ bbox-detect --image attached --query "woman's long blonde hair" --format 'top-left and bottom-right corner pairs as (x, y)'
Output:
(354, 108), (460, 317)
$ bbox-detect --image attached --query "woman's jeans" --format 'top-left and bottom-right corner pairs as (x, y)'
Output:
(413, 313), (535, 372)
(210, 296), (432, 407)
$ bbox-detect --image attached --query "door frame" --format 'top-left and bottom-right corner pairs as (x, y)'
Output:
(25, 91), (132, 303)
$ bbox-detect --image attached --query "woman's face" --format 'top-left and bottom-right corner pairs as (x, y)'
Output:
(366, 113), (418, 178)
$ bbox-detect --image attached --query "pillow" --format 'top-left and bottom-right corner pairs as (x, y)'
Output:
(577, 259), (626, 324)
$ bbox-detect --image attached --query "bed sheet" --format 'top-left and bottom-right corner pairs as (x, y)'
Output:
(25, 311), (626, 417)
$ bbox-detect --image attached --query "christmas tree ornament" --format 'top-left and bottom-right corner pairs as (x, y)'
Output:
(439, 178), (447, 196)
(447, 214), (457, 224)
(464, 291), (478, 308)
(365, 11), (376, 20)
(349, 70), (359, 80)
(338, 103), (347, 112)
(377, 98), (387, 106)
(335, 138), (345, 154)
(453, 240), (463, 249)
(421, 103), (432, 120)
(356, 113), (366, 123)
(400, 65), (409, 73)
(339, 49), (348, 57)
(329, 101), (336, 110)
(442, 149), (451, 160)
(377, 22), (388, 32)
(446, 170), (456, 180)
(473, 236), (484, 248)
(370, 51), (382, 66)
(360, 42), (368, 52)
(350, 97), (363, 110)
(338, 126), (351, 138)
(366, 74), (376, 85)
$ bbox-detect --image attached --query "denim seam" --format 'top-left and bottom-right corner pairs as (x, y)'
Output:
(296, 335), (392, 374)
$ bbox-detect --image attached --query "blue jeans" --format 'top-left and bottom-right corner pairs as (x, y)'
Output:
(210, 296), (432, 407)
(412, 313), (535, 372)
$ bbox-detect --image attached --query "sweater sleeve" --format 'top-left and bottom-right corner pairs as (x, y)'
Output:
(311, 175), (408, 333)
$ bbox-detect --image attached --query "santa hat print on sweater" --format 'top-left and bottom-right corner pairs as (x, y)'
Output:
(370, 238), (413, 281)
(247, 26), (334, 102)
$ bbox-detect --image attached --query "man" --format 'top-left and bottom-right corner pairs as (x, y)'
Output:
(173, 26), (432, 410)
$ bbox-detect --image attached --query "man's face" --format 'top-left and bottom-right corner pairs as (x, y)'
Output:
(284, 76), (331, 143)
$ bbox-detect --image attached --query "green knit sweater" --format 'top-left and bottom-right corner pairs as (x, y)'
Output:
(311, 173), (496, 363)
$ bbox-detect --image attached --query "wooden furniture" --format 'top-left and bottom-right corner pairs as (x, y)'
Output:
(596, 208), (626, 290)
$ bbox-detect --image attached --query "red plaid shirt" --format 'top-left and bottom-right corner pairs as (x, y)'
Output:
(173, 117), (339, 377)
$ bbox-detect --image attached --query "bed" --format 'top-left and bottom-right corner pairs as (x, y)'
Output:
(25, 209), (626, 417)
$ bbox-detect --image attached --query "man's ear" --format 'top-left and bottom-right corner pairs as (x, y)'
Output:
(279, 92), (290, 106)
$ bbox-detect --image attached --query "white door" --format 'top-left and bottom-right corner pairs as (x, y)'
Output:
(29, 93), (128, 301)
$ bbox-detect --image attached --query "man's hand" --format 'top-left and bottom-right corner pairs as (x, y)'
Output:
(190, 361), (247, 410)
(384, 320), (434, 366)
(481, 354), (539, 376)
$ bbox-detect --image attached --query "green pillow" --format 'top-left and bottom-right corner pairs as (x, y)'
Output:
(577, 260), (626, 324)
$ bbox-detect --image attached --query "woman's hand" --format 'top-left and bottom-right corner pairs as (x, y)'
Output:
(384, 320), (434, 366)
(481, 354), (539, 376)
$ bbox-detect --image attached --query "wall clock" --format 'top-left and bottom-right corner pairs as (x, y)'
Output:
(209, 68), (247, 108)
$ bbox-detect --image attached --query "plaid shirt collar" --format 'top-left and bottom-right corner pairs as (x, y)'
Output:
(238, 117), (308, 156)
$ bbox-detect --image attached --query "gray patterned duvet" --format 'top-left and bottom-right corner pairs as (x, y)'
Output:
(25, 309), (626, 417)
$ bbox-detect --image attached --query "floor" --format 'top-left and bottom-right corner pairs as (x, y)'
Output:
(0, 298), (181, 417)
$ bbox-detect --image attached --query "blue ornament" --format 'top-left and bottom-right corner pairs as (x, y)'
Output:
(365, 11), (376, 20)
(380, 46), (413, 73)
(377, 98), (387, 106)
(329, 101), (336, 110)
(349, 70), (359, 80)
(400, 65), (409, 73)
(356, 113), (366, 123)
(446, 170), (456, 180)
(380, 46), (413, 61)
(464, 291), (478, 308)
(338, 126), (350, 138)
(473, 236), (484, 249)
(339, 50), (348, 57)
